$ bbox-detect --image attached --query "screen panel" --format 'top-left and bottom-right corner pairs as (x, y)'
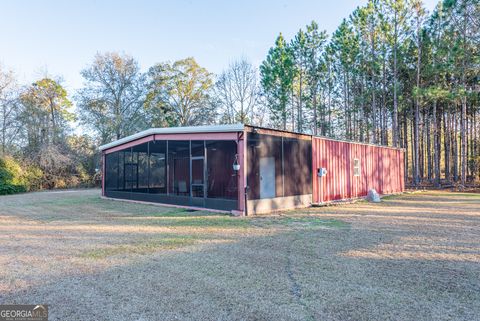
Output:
(104, 138), (239, 211)
(132, 143), (148, 192)
(206, 140), (238, 200)
(283, 137), (312, 196)
(149, 140), (167, 194)
(191, 140), (205, 157)
(168, 141), (190, 195)
(246, 133), (282, 199)
(246, 133), (312, 199)
(105, 152), (118, 190)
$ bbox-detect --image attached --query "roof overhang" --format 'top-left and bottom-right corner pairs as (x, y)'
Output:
(99, 124), (245, 151)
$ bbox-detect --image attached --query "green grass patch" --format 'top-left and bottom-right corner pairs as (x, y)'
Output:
(271, 217), (349, 228)
(133, 208), (217, 217)
(379, 194), (401, 201)
(20, 195), (103, 207)
(424, 192), (480, 198)
(142, 216), (252, 228)
(97, 199), (221, 218)
(121, 214), (348, 230)
(80, 236), (197, 259)
(35, 215), (76, 223)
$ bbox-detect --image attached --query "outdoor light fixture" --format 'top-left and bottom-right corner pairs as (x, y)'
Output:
(233, 154), (240, 171)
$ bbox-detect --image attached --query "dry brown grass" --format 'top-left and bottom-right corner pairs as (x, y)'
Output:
(0, 189), (478, 320)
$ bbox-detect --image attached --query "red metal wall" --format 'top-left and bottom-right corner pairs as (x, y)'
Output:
(312, 137), (405, 203)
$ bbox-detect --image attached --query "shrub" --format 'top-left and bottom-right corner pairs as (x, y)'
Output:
(23, 165), (44, 191)
(0, 146), (96, 193)
(0, 156), (27, 195)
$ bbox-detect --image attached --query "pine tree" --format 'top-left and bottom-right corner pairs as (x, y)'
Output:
(260, 34), (295, 130)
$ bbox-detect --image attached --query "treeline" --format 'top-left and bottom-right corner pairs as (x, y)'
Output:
(261, 0), (479, 187)
(0, 73), (97, 193)
(0, 0), (478, 194)
(0, 56), (265, 193)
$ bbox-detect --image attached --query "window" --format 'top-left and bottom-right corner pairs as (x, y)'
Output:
(353, 158), (360, 176)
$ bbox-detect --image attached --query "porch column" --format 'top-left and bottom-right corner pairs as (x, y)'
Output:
(101, 153), (105, 196)
(237, 132), (246, 215)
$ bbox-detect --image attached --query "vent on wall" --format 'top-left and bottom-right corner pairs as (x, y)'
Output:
(353, 159), (360, 176)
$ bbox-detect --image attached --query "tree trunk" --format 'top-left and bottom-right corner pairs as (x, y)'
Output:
(382, 54), (387, 145)
(460, 90), (467, 185)
(49, 99), (57, 145)
(460, 6), (468, 186)
(426, 112), (432, 181)
(420, 111), (425, 180)
(298, 71), (303, 133)
(360, 76), (365, 142)
(453, 110), (458, 182)
(404, 108), (409, 184)
(475, 111), (479, 181)
(432, 12), (441, 187)
(413, 20), (422, 186)
(313, 92), (317, 136)
(444, 111), (450, 182)
(291, 88), (295, 131)
(1, 106), (5, 155)
(392, 8), (399, 147)
(371, 62), (377, 144)
(327, 61), (333, 137)
(433, 100), (440, 186)
(411, 116), (416, 185)
(414, 88), (420, 185)
(343, 71), (349, 139)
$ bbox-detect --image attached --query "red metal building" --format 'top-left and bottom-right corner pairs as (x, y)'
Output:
(99, 124), (404, 215)
(312, 137), (405, 204)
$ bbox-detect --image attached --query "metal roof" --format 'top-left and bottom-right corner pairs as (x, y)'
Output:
(99, 123), (404, 152)
(98, 124), (245, 151)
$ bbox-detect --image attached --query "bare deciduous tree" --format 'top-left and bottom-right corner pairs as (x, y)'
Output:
(216, 58), (260, 125)
(0, 66), (22, 155)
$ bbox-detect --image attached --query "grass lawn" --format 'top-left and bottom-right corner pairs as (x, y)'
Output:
(0, 189), (479, 321)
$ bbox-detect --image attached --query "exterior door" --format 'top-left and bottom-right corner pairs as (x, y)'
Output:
(259, 156), (276, 198)
(191, 157), (205, 198)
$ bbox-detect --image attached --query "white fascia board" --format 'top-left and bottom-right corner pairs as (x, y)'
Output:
(99, 124), (244, 151)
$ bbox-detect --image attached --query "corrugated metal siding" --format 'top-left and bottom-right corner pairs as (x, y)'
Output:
(312, 137), (405, 203)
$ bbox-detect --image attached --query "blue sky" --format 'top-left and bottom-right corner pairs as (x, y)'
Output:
(1, 0), (438, 92)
